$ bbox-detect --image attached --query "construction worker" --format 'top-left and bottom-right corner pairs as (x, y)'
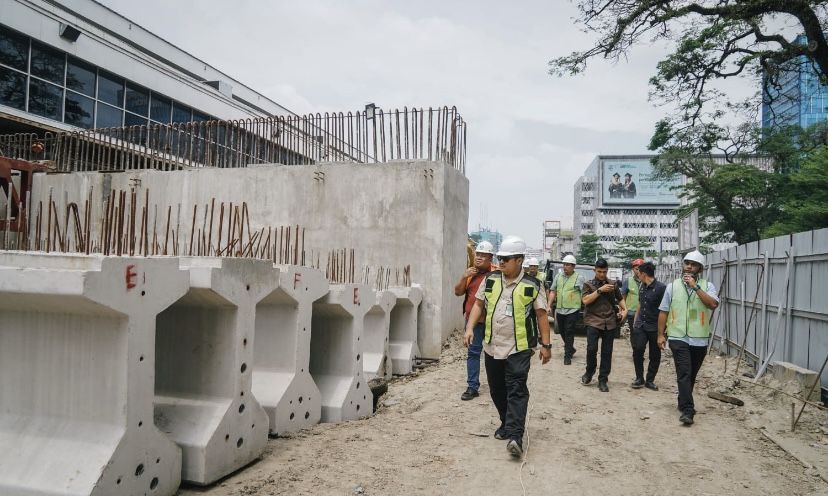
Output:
(581, 258), (627, 392)
(548, 254), (584, 365)
(630, 262), (665, 390)
(524, 257), (542, 280)
(658, 250), (719, 425)
(464, 235), (552, 458)
(622, 259), (644, 334)
(455, 240), (495, 401)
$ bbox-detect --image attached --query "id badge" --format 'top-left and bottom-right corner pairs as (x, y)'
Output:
(688, 308), (698, 321)
(505, 303), (513, 317)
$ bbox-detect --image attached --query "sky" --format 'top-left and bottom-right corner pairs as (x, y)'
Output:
(98, 0), (755, 249)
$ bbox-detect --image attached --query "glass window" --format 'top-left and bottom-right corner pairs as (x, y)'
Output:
(30, 41), (65, 85)
(96, 102), (123, 128)
(97, 70), (124, 107)
(0, 26), (28, 71)
(150, 94), (171, 123)
(125, 112), (147, 126)
(0, 65), (26, 111)
(66, 56), (95, 97)
(192, 111), (209, 122)
(28, 79), (63, 121)
(64, 91), (94, 129)
(125, 83), (148, 116)
(172, 102), (192, 122)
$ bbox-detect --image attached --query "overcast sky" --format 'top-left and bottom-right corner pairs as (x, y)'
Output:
(99, 0), (754, 249)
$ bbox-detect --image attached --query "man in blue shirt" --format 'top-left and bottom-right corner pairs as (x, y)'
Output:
(630, 262), (666, 390)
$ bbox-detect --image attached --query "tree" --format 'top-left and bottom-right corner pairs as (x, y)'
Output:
(764, 145), (828, 236)
(614, 236), (658, 267)
(549, 1), (828, 132)
(577, 233), (602, 264)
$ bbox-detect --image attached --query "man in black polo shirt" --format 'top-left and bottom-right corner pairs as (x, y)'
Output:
(630, 262), (666, 390)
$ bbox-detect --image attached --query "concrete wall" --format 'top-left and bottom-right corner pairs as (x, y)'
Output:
(30, 159), (468, 358)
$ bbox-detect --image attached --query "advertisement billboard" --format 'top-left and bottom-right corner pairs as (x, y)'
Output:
(602, 159), (680, 205)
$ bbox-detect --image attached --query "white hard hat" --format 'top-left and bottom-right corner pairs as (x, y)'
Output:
(496, 235), (526, 257)
(475, 240), (494, 255)
(683, 250), (705, 268)
(562, 254), (577, 264)
(522, 260), (530, 268)
(527, 257), (539, 267)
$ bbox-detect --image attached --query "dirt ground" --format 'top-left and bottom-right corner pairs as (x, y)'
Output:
(180, 330), (828, 496)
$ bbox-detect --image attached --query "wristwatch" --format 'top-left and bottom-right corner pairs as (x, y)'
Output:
(540, 342), (552, 350)
(694, 284), (702, 291)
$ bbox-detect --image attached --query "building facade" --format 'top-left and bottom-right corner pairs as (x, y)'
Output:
(0, 0), (292, 135)
(469, 227), (503, 253)
(573, 155), (680, 264)
(762, 34), (828, 130)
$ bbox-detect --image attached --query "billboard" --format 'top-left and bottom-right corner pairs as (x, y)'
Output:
(601, 159), (680, 205)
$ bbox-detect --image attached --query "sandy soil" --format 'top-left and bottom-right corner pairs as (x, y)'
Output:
(179, 330), (828, 496)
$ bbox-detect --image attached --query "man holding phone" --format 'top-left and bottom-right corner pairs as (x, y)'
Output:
(581, 258), (627, 392)
(657, 250), (719, 426)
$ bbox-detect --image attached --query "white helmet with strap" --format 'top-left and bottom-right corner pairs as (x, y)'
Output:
(475, 240), (495, 255)
(496, 236), (527, 257)
(683, 250), (705, 268)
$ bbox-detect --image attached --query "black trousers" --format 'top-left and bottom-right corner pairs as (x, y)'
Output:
(585, 326), (615, 382)
(485, 350), (531, 441)
(669, 340), (707, 414)
(555, 312), (578, 359)
(631, 328), (661, 382)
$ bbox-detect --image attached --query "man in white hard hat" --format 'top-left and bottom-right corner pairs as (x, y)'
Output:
(548, 254), (585, 365)
(454, 240), (495, 401)
(657, 250), (719, 426)
(464, 235), (552, 458)
(525, 257), (541, 281)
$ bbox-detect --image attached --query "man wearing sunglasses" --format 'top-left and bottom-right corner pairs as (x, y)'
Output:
(464, 235), (552, 458)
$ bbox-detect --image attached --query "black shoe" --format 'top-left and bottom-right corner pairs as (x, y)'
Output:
(460, 388), (479, 401)
(644, 381), (658, 391)
(507, 438), (523, 458)
(598, 381), (609, 392)
(680, 412), (694, 425)
(581, 374), (592, 385)
(564, 356), (572, 365)
(631, 378), (644, 389)
(494, 425), (508, 440)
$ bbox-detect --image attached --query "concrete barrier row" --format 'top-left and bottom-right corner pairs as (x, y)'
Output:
(0, 253), (423, 496)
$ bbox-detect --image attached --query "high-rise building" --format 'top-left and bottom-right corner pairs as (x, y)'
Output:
(573, 155), (681, 264)
(762, 34), (828, 130)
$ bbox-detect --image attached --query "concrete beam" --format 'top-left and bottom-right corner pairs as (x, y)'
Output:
(310, 284), (374, 422)
(154, 257), (271, 485)
(0, 252), (187, 496)
(252, 264), (328, 435)
(363, 290), (397, 381)
(388, 286), (423, 375)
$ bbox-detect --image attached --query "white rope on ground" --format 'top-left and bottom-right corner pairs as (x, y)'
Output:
(518, 360), (540, 496)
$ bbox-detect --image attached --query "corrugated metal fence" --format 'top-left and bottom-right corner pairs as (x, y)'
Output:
(658, 228), (828, 391)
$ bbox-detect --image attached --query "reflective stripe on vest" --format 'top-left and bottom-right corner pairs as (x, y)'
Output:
(666, 278), (712, 338)
(483, 272), (540, 351)
(555, 273), (581, 310)
(625, 275), (640, 312)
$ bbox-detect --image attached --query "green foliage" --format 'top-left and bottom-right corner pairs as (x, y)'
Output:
(764, 146), (828, 237)
(576, 233), (601, 264)
(614, 236), (658, 268)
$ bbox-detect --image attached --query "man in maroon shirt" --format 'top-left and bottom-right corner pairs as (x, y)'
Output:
(454, 240), (494, 400)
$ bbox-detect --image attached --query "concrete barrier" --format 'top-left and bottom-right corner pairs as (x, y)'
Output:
(0, 252), (187, 496)
(252, 265), (327, 435)
(388, 286), (423, 375)
(363, 290), (397, 381)
(310, 284), (375, 422)
(154, 257), (271, 485)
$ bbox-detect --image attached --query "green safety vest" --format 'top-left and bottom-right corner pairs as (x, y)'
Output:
(625, 276), (640, 313)
(555, 273), (581, 310)
(666, 278), (712, 338)
(483, 271), (540, 351)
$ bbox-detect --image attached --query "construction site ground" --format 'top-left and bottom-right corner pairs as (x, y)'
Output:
(180, 330), (828, 496)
